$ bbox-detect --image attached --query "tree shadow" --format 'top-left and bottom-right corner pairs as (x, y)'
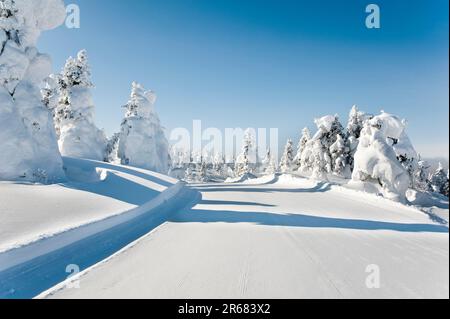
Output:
(60, 157), (177, 205)
(62, 172), (160, 206)
(199, 200), (276, 207)
(170, 207), (449, 233)
(63, 157), (174, 188)
(193, 182), (332, 194)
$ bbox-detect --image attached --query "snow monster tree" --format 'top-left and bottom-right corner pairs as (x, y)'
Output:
(0, 0), (66, 183)
(55, 50), (107, 161)
(118, 82), (169, 173)
(352, 112), (412, 202)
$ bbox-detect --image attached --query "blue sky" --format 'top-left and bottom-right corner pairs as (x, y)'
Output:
(39, 0), (449, 158)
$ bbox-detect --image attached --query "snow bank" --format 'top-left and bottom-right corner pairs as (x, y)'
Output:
(406, 189), (449, 224)
(225, 172), (257, 183)
(0, 157), (182, 270)
(0, 0), (66, 183)
(242, 174), (277, 185)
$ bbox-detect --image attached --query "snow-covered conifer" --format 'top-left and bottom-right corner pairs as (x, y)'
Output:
(346, 105), (368, 170)
(118, 82), (169, 173)
(234, 129), (256, 177)
(346, 105), (367, 140)
(446, 170), (450, 197)
(212, 153), (226, 178)
(311, 139), (327, 180)
(280, 139), (294, 173)
(329, 134), (351, 177)
(429, 163), (449, 197)
(0, 0), (66, 182)
(41, 73), (60, 111)
(105, 133), (120, 164)
(184, 164), (195, 183)
(56, 50), (107, 161)
(411, 159), (430, 192)
(261, 148), (276, 175)
(352, 112), (411, 202)
(306, 115), (345, 178)
(299, 140), (314, 174)
(198, 158), (208, 182)
(293, 127), (311, 171)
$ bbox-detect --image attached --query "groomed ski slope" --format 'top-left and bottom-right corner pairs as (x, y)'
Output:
(0, 157), (178, 253)
(41, 176), (449, 299)
(0, 158), (186, 299)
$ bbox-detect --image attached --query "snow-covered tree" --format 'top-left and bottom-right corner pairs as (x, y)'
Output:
(311, 139), (327, 180)
(346, 105), (369, 170)
(305, 115), (345, 178)
(105, 133), (120, 164)
(234, 129), (256, 177)
(184, 164), (195, 183)
(446, 170), (450, 197)
(55, 50), (107, 161)
(329, 134), (351, 177)
(261, 148), (276, 175)
(212, 153), (222, 172)
(0, 0), (66, 183)
(293, 127), (310, 170)
(346, 105), (367, 140)
(41, 73), (60, 111)
(198, 158), (208, 182)
(280, 139), (294, 173)
(299, 140), (314, 174)
(352, 112), (411, 202)
(118, 82), (169, 173)
(212, 153), (228, 179)
(429, 163), (449, 197)
(412, 159), (430, 192)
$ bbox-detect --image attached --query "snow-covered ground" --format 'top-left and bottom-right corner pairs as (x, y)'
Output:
(0, 157), (187, 298)
(0, 157), (177, 253)
(38, 175), (448, 299)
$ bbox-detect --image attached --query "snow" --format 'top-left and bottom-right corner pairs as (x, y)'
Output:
(314, 115), (336, 133)
(352, 112), (411, 202)
(0, 0), (65, 183)
(118, 82), (169, 173)
(406, 189), (449, 224)
(55, 50), (108, 161)
(0, 157), (178, 255)
(35, 176), (448, 299)
(225, 172), (257, 184)
(58, 84), (107, 161)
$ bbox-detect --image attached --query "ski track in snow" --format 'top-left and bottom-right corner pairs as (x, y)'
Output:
(33, 178), (449, 299)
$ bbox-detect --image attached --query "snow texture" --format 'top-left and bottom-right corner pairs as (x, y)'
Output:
(55, 50), (107, 161)
(37, 177), (448, 299)
(352, 112), (412, 202)
(118, 82), (169, 174)
(0, 0), (66, 183)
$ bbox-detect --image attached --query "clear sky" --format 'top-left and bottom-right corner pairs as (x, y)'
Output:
(39, 0), (449, 158)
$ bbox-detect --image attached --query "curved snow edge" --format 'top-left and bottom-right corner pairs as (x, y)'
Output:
(0, 181), (185, 272)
